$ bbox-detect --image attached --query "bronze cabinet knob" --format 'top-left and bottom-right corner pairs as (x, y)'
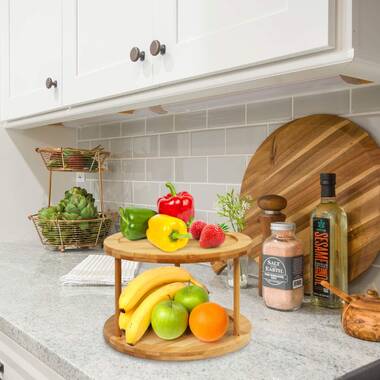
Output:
(150, 40), (166, 56)
(130, 47), (145, 62)
(46, 77), (57, 89)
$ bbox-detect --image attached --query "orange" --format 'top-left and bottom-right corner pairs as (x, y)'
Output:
(189, 302), (228, 342)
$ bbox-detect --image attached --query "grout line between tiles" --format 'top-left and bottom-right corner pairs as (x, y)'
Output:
(173, 158), (176, 182)
(77, 120), (270, 142)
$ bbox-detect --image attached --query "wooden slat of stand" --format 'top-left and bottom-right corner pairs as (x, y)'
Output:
(103, 311), (251, 361)
(104, 232), (251, 264)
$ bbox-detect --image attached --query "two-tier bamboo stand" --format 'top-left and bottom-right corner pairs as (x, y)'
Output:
(103, 232), (253, 361)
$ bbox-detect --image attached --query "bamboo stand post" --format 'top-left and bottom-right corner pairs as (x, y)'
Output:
(114, 258), (122, 337)
(233, 256), (240, 336)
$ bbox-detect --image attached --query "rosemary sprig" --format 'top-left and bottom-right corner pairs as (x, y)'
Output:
(215, 189), (252, 233)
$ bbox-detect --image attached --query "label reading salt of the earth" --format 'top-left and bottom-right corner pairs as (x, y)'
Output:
(262, 255), (303, 290)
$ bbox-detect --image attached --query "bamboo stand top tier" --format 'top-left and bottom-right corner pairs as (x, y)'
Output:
(104, 232), (252, 264)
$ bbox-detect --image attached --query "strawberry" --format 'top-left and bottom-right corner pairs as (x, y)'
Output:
(190, 220), (207, 240)
(199, 224), (225, 248)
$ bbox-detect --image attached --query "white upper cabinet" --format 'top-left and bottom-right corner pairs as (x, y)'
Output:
(3, 0), (380, 128)
(152, 0), (335, 84)
(0, 0), (62, 120)
(62, 0), (154, 106)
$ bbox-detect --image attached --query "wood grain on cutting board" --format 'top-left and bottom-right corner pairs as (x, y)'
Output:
(241, 115), (380, 288)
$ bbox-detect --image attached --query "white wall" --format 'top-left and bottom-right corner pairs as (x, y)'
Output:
(0, 126), (75, 242)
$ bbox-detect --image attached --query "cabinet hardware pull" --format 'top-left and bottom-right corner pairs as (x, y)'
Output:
(0, 361), (4, 380)
(130, 47), (145, 62)
(46, 77), (57, 89)
(150, 40), (166, 56)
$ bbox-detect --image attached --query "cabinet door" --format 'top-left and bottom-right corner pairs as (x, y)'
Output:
(63, 0), (154, 106)
(152, 0), (335, 84)
(0, 0), (62, 120)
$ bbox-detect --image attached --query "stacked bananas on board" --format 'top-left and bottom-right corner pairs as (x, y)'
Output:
(118, 266), (205, 345)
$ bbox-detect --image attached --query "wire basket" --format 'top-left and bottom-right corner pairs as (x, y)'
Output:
(29, 213), (113, 251)
(36, 146), (110, 172)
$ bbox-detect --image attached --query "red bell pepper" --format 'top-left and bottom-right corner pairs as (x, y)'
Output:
(157, 182), (194, 224)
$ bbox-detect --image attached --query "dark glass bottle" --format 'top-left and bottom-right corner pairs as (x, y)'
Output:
(310, 173), (348, 308)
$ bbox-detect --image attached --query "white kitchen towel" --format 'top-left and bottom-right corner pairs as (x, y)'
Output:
(60, 254), (139, 286)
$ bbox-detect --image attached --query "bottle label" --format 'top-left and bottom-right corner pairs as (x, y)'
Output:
(312, 217), (330, 298)
(262, 255), (303, 290)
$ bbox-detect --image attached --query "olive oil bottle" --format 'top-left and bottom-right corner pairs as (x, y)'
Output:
(310, 173), (348, 308)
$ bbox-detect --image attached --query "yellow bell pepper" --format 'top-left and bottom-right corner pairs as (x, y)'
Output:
(146, 214), (191, 252)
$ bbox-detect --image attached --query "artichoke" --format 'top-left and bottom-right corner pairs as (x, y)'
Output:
(38, 206), (60, 221)
(38, 186), (98, 243)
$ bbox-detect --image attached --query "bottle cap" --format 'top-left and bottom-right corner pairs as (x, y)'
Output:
(270, 222), (295, 231)
(320, 173), (336, 186)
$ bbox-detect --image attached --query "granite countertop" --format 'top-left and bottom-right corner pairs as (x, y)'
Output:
(0, 242), (379, 380)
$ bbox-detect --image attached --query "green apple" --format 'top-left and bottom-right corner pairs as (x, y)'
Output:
(151, 300), (188, 340)
(174, 285), (209, 312)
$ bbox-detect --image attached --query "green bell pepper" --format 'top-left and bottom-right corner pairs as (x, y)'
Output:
(119, 207), (157, 240)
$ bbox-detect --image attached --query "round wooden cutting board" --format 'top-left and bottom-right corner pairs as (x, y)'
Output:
(241, 114), (380, 288)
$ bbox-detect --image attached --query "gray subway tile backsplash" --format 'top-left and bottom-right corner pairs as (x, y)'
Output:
(110, 138), (132, 158)
(191, 129), (225, 156)
(100, 122), (121, 138)
(208, 105), (245, 128)
(121, 159), (145, 181)
(175, 111), (206, 131)
(79, 125), (100, 140)
(226, 125), (266, 154)
(208, 156), (246, 184)
(121, 119), (146, 137)
(103, 160), (122, 180)
(351, 85), (380, 113)
(79, 86), (380, 293)
(132, 135), (159, 158)
(160, 132), (190, 157)
(133, 182), (159, 205)
(247, 98), (291, 123)
(146, 158), (174, 181)
(294, 90), (350, 117)
(147, 115), (174, 134)
(175, 157), (207, 182)
(190, 183), (226, 210)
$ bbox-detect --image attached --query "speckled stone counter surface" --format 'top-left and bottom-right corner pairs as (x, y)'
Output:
(0, 242), (379, 380)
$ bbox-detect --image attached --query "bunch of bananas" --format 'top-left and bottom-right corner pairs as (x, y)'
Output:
(118, 266), (204, 345)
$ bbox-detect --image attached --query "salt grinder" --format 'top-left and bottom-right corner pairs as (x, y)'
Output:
(257, 194), (287, 296)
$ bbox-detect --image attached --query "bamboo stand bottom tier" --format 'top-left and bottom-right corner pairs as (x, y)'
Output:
(103, 310), (251, 361)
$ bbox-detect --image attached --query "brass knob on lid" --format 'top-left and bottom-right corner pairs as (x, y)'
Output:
(130, 47), (145, 62)
(258, 194), (287, 213)
(150, 40), (166, 56)
(46, 77), (57, 89)
(367, 289), (379, 298)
